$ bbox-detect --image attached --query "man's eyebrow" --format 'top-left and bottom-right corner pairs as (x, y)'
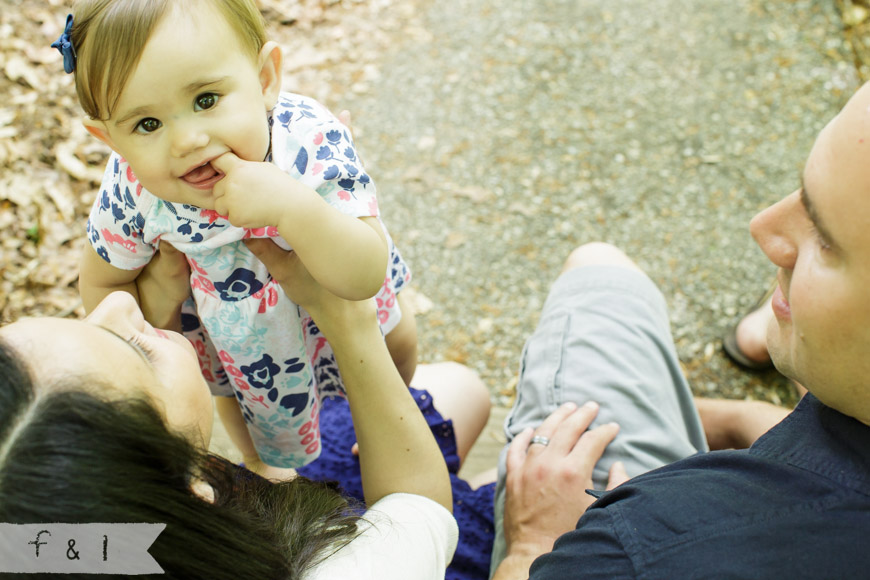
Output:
(799, 173), (838, 249)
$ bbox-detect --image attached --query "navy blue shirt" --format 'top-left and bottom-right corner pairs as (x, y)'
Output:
(530, 394), (870, 579)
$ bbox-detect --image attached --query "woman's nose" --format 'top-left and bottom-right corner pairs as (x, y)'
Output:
(84, 291), (143, 332)
(750, 190), (800, 271)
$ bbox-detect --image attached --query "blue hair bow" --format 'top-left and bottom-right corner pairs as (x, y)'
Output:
(51, 14), (76, 74)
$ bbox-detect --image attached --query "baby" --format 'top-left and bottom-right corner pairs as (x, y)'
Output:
(54, 0), (416, 472)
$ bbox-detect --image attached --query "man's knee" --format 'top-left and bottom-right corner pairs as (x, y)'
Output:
(561, 242), (643, 274)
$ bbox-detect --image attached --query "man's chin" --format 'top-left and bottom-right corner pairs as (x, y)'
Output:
(766, 336), (794, 380)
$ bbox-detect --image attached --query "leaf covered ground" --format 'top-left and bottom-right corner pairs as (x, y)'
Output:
(0, 0), (413, 322)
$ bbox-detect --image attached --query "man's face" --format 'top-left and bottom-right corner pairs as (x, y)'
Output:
(750, 82), (870, 423)
(85, 4), (276, 210)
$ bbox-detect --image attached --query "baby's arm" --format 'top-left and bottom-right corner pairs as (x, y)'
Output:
(212, 152), (388, 301)
(79, 244), (141, 313)
(279, 209), (387, 301)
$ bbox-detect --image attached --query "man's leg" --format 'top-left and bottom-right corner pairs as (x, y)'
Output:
(490, 243), (708, 575)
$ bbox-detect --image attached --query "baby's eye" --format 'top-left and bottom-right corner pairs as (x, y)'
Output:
(195, 93), (219, 111)
(135, 118), (162, 134)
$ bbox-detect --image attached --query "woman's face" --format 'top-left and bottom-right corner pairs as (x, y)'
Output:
(0, 292), (213, 446)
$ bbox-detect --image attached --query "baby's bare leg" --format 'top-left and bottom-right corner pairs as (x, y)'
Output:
(385, 292), (418, 386)
(214, 396), (296, 481)
(411, 362), (491, 466)
(215, 396), (257, 461)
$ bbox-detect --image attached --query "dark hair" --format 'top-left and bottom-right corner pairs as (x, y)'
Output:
(0, 341), (361, 579)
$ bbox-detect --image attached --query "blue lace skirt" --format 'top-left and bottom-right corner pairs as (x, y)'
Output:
(297, 387), (496, 580)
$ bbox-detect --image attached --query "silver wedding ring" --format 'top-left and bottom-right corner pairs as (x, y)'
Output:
(529, 435), (550, 447)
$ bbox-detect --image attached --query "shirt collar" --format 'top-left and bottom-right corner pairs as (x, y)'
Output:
(750, 393), (870, 495)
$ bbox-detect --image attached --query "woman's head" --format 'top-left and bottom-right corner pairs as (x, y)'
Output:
(0, 344), (207, 524)
(0, 297), (361, 578)
(0, 291), (213, 446)
(71, 0), (269, 121)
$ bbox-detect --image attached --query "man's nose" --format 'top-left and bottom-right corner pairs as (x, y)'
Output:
(749, 190), (800, 271)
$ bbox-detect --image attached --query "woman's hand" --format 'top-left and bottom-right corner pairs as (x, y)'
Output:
(136, 243), (190, 332)
(243, 239), (376, 343)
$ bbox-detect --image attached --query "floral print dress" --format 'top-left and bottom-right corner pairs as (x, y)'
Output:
(86, 93), (410, 467)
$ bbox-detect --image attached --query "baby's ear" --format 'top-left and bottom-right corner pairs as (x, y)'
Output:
(82, 118), (118, 152)
(258, 41), (283, 109)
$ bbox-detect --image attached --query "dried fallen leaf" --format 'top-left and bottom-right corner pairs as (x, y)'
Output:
(844, 4), (869, 27)
(0, 107), (15, 127)
(400, 286), (434, 315)
(445, 231), (468, 249)
(4, 56), (41, 88)
(54, 141), (102, 183)
(0, 172), (35, 207)
(449, 183), (495, 203)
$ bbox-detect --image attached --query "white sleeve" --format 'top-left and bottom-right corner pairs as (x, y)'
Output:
(304, 493), (458, 580)
(86, 153), (155, 270)
(270, 93), (379, 219)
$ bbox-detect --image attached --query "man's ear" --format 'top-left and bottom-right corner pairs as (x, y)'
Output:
(82, 118), (118, 152)
(258, 41), (283, 109)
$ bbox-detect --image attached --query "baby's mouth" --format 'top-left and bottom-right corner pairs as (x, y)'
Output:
(181, 162), (220, 185)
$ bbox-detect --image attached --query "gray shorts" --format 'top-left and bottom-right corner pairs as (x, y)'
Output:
(489, 265), (708, 575)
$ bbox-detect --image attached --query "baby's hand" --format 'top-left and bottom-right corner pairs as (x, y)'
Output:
(212, 151), (295, 229)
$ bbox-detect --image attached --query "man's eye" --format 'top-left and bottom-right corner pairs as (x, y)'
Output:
(195, 93), (219, 111)
(812, 226), (832, 252)
(135, 118), (162, 134)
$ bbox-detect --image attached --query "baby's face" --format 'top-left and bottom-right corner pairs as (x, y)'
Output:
(86, 6), (277, 209)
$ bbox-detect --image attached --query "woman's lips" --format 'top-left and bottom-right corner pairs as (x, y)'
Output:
(181, 162), (223, 189)
(147, 321), (199, 359)
(771, 284), (791, 321)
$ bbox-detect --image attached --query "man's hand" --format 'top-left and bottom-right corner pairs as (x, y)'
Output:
(212, 152), (297, 229)
(494, 401), (628, 580)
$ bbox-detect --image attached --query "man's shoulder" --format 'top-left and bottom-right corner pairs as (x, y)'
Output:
(532, 441), (870, 579)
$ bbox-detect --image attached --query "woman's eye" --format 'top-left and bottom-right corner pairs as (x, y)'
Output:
(135, 118), (162, 134)
(127, 335), (158, 364)
(195, 93), (219, 111)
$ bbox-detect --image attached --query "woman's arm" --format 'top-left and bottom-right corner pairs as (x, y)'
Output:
(245, 239), (452, 511)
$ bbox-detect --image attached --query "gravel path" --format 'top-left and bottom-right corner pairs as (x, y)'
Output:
(331, 0), (859, 407)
